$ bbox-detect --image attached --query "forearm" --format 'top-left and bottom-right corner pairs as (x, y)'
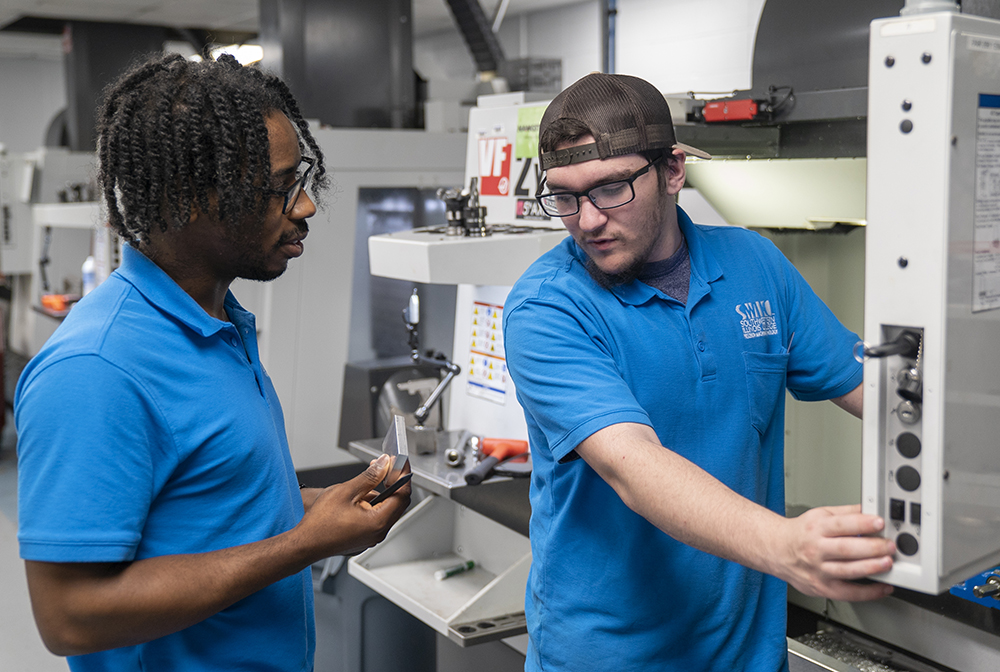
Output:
(579, 424), (784, 575)
(27, 526), (320, 656)
(577, 423), (894, 601)
(27, 456), (409, 657)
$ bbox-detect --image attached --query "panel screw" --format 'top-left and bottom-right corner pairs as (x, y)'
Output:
(885, 56), (895, 67)
(943, 470), (950, 480)
(922, 52), (932, 64)
(898, 257), (909, 268)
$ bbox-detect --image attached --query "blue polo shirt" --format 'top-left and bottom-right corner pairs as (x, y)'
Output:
(16, 245), (314, 671)
(503, 208), (862, 672)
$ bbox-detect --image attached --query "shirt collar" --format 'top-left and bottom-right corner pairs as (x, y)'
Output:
(115, 245), (240, 337)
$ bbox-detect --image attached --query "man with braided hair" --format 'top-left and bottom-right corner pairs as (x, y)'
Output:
(14, 53), (410, 671)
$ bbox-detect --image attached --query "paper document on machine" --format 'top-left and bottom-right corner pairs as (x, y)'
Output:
(974, 94), (1000, 312)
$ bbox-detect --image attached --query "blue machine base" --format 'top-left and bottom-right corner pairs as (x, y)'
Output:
(949, 567), (1000, 609)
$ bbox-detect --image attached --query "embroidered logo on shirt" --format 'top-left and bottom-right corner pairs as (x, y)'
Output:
(735, 300), (778, 339)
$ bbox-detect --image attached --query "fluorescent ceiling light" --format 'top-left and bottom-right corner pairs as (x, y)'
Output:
(209, 43), (263, 65)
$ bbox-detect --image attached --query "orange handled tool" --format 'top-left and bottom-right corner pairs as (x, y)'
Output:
(465, 438), (529, 485)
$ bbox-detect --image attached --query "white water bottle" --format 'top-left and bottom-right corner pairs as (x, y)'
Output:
(82, 255), (96, 296)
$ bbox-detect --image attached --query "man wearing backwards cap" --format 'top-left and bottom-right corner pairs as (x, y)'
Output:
(502, 73), (895, 671)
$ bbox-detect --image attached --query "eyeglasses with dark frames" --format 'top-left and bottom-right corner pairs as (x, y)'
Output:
(262, 156), (316, 214)
(535, 156), (661, 218)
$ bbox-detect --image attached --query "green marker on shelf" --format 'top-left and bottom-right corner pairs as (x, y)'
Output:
(435, 559), (475, 581)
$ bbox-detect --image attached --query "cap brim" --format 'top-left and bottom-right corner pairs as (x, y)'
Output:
(674, 143), (712, 160)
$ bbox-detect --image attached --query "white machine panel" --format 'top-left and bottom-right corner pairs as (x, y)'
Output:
(864, 11), (1000, 593)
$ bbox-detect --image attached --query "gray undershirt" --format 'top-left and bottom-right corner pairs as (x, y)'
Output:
(638, 236), (690, 304)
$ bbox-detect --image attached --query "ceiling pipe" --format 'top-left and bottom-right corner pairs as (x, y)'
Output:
(491, 0), (511, 34)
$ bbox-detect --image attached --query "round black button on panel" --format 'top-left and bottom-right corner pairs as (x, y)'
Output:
(897, 432), (921, 458)
(897, 465), (921, 492)
(897, 532), (919, 556)
(901, 119), (913, 133)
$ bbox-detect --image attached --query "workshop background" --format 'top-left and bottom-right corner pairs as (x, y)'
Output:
(2, 1), (1000, 671)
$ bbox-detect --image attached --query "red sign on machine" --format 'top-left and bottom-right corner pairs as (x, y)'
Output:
(478, 137), (511, 196)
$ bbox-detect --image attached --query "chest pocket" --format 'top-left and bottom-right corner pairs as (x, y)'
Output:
(743, 351), (789, 435)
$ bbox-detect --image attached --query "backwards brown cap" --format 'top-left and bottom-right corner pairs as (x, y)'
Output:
(538, 72), (711, 170)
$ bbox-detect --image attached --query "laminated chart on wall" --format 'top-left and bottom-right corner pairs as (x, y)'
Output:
(974, 93), (1000, 313)
(467, 301), (507, 405)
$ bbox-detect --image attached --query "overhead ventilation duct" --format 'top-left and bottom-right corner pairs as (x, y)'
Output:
(444, 0), (506, 76)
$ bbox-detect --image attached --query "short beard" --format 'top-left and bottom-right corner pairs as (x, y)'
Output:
(585, 255), (646, 289)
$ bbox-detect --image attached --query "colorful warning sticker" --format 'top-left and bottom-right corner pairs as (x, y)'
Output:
(515, 106), (547, 160)
(467, 301), (507, 405)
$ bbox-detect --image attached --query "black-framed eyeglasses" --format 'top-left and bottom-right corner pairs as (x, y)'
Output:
(262, 156), (316, 214)
(535, 156), (661, 218)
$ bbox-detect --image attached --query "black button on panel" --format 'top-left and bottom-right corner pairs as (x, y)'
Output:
(901, 119), (914, 133)
(896, 465), (921, 492)
(897, 432), (921, 458)
(911, 502), (921, 526)
(890, 498), (906, 522)
(897, 533), (919, 556)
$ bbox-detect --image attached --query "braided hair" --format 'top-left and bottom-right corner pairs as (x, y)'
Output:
(96, 52), (328, 246)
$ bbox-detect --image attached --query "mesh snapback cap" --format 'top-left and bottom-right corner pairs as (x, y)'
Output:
(538, 72), (711, 170)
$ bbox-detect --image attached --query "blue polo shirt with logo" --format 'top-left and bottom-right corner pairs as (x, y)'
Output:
(16, 245), (314, 671)
(503, 207), (862, 672)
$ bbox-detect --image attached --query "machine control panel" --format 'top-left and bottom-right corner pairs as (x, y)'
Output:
(864, 11), (1000, 593)
(875, 326), (925, 560)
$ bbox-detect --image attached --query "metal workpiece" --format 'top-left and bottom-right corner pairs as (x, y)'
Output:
(350, 435), (474, 496)
(348, 435), (531, 537)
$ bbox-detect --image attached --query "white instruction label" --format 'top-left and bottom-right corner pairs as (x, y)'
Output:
(974, 94), (1000, 313)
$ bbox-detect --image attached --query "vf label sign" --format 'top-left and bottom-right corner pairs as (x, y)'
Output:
(478, 137), (511, 196)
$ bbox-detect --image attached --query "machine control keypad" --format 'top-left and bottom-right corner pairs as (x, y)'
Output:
(879, 327), (925, 566)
